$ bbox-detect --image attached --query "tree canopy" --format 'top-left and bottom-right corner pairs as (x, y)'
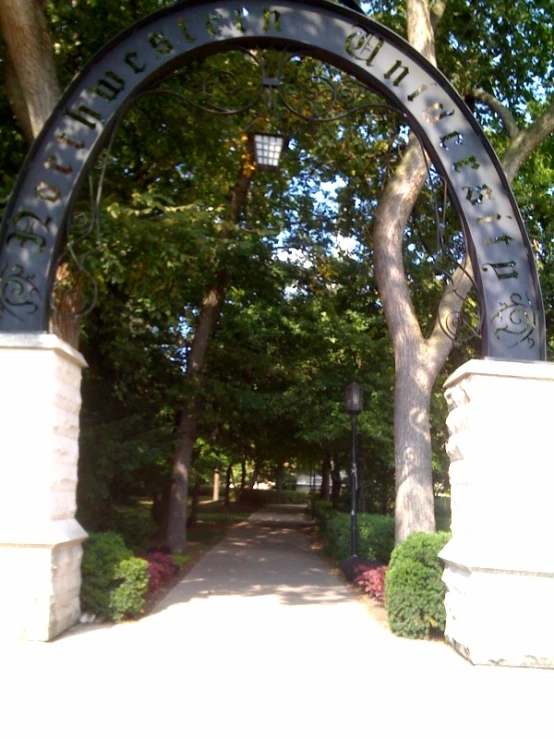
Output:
(1, 0), (553, 544)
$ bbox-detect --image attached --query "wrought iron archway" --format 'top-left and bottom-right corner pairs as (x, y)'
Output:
(0, 0), (546, 360)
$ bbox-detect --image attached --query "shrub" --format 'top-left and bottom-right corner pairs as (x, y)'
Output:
(109, 557), (149, 621)
(81, 532), (149, 621)
(313, 499), (334, 516)
(358, 515), (395, 563)
(356, 565), (387, 603)
(146, 551), (179, 594)
(113, 506), (158, 552)
(340, 558), (387, 603)
(319, 512), (395, 564)
(322, 512), (350, 561)
(385, 531), (451, 639)
(313, 500), (336, 540)
(313, 499), (334, 523)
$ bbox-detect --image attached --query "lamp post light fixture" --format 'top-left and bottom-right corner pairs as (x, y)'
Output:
(248, 131), (288, 172)
(345, 381), (363, 558)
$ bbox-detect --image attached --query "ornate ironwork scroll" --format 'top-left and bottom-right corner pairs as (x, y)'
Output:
(409, 137), (484, 346)
(492, 292), (537, 349)
(0, 263), (40, 320)
(141, 48), (397, 127)
(48, 112), (122, 337)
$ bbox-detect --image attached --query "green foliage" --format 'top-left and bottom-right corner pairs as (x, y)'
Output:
(113, 506), (158, 553)
(385, 532), (451, 639)
(109, 557), (150, 621)
(313, 499), (334, 522)
(317, 509), (395, 564)
(435, 516), (451, 533)
(75, 473), (114, 532)
(171, 554), (191, 568)
(434, 495), (452, 533)
(3, 0), (554, 543)
(358, 515), (396, 562)
(322, 513), (344, 560)
(81, 533), (149, 621)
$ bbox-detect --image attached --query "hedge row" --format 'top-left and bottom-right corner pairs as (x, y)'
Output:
(313, 501), (395, 564)
(314, 501), (451, 640)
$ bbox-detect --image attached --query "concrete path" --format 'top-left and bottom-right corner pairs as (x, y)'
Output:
(1, 505), (554, 739)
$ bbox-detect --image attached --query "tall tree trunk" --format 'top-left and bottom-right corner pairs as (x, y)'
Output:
(0, 1), (82, 347)
(224, 464), (233, 509)
(320, 452), (331, 500)
(331, 457), (342, 507)
(212, 467), (220, 502)
(166, 165), (253, 552)
(167, 278), (226, 551)
(371, 0), (447, 542)
(0, 0), (60, 142)
(275, 462), (285, 493)
(373, 139), (436, 541)
(392, 348), (435, 541)
(248, 460), (261, 493)
(240, 458), (247, 499)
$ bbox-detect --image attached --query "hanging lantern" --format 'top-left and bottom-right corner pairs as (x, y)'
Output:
(248, 132), (288, 171)
(345, 381), (363, 415)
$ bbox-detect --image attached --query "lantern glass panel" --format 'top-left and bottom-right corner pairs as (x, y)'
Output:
(345, 382), (363, 414)
(251, 133), (287, 171)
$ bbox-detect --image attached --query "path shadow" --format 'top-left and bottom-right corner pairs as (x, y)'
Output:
(151, 521), (353, 613)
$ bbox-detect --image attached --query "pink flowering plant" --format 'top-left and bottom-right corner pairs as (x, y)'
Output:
(146, 552), (179, 594)
(354, 563), (387, 603)
(340, 557), (387, 604)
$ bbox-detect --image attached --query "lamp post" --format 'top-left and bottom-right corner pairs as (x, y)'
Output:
(345, 381), (363, 558)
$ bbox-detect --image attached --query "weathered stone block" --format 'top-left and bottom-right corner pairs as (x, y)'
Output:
(0, 334), (88, 641)
(441, 359), (554, 667)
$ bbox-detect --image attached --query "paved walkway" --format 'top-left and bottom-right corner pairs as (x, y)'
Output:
(1, 505), (554, 738)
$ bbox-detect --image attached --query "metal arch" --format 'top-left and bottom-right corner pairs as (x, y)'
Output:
(0, 0), (546, 360)
(335, 0), (364, 11)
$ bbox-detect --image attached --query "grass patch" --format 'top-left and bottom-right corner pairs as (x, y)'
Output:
(171, 553), (191, 568)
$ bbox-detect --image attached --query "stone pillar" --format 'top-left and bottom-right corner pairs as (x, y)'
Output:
(0, 333), (88, 641)
(441, 359), (554, 667)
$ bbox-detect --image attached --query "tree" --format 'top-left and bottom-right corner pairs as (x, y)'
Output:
(2, 0), (553, 550)
(167, 160), (255, 552)
(0, 0), (60, 142)
(367, 0), (554, 540)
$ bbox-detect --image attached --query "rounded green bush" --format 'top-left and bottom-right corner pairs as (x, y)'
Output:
(81, 532), (149, 621)
(109, 557), (149, 622)
(385, 531), (451, 639)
